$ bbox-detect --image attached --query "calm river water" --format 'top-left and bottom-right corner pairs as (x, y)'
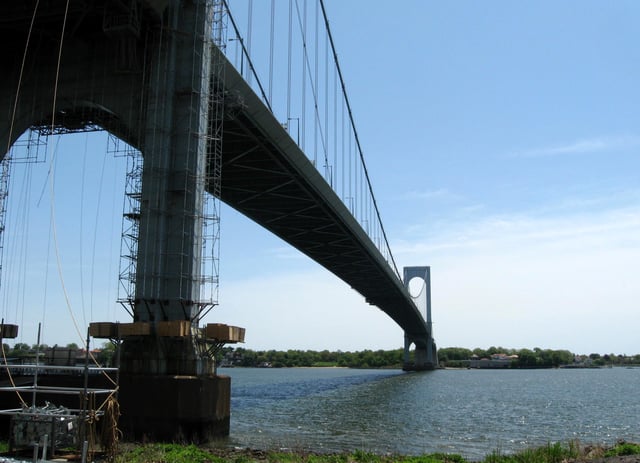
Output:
(217, 367), (640, 459)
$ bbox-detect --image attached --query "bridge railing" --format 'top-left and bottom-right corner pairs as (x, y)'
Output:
(220, 0), (400, 277)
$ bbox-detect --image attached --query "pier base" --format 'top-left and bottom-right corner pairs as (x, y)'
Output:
(403, 346), (437, 371)
(118, 374), (230, 442)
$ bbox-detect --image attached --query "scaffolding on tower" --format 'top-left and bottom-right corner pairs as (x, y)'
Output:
(194, 0), (226, 323)
(114, 135), (142, 316)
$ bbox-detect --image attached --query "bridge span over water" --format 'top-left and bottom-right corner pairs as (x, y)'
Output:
(1, 0), (437, 440)
(217, 48), (434, 356)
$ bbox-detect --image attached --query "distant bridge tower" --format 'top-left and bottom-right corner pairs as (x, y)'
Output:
(403, 266), (438, 370)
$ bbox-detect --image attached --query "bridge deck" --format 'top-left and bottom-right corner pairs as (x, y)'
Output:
(214, 47), (429, 346)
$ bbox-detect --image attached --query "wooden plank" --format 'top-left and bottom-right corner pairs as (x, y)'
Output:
(157, 320), (191, 337)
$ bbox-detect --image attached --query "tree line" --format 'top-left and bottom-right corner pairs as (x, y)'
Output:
(223, 346), (640, 369)
(438, 346), (640, 368)
(3, 343), (639, 369)
(222, 347), (405, 369)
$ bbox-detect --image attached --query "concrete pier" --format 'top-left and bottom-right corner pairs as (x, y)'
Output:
(118, 374), (230, 442)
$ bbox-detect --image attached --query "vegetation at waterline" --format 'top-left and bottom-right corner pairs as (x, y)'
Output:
(110, 441), (640, 463)
(2, 343), (639, 370)
(220, 346), (640, 369)
(223, 347), (406, 368)
(437, 347), (640, 369)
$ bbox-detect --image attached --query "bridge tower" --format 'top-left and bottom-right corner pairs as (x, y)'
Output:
(0, 0), (231, 441)
(402, 266), (438, 370)
(115, 0), (231, 442)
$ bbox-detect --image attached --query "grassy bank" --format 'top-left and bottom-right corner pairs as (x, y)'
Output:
(110, 441), (640, 463)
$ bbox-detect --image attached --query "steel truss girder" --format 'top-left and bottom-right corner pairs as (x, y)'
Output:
(213, 46), (430, 347)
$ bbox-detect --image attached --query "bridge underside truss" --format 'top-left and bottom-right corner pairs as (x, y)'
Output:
(216, 50), (430, 347)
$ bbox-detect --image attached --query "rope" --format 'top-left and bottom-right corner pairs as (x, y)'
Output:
(84, 392), (98, 461)
(101, 395), (121, 462)
(0, 341), (28, 408)
(80, 134), (88, 327)
(90, 138), (110, 323)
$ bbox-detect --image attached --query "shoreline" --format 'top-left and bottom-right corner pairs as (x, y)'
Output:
(111, 440), (640, 463)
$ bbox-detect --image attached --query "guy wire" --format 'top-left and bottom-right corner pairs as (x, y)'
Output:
(47, 0), (91, 347)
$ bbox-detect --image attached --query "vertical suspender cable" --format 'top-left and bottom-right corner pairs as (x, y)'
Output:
(313, 1), (318, 166)
(287, 0), (293, 128)
(246, 0), (253, 85)
(324, 24), (329, 182)
(348, 120), (352, 211)
(333, 68), (337, 188)
(341, 94), (345, 200)
(222, 0), (272, 112)
(301, 0), (307, 152)
(294, 1), (327, 168)
(319, 0), (401, 278)
(269, 0), (275, 105)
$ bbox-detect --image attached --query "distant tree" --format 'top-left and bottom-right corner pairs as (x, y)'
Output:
(96, 342), (116, 366)
(11, 343), (31, 357)
(515, 349), (538, 367)
(472, 347), (488, 358)
(438, 347), (472, 363)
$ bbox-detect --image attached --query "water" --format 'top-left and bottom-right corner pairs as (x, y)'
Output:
(218, 367), (640, 459)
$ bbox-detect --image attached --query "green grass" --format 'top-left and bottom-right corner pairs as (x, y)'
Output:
(114, 443), (225, 463)
(483, 442), (581, 463)
(604, 442), (640, 457)
(66, 440), (640, 463)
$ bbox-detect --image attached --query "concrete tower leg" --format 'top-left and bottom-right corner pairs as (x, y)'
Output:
(119, 0), (212, 377)
(118, 1), (230, 441)
(402, 266), (438, 371)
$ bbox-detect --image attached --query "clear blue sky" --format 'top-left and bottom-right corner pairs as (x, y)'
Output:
(3, 1), (639, 355)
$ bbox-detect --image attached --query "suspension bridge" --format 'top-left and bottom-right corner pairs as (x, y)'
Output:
(0, 0), (437, 441)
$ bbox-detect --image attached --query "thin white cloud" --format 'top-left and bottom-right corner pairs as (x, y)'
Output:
(509, 135), (640, 158)
(391, 200), (640, 353)
(211, 198), (640, 353)
(399, 188), (462, 202)
(395, 204), (640, 258)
